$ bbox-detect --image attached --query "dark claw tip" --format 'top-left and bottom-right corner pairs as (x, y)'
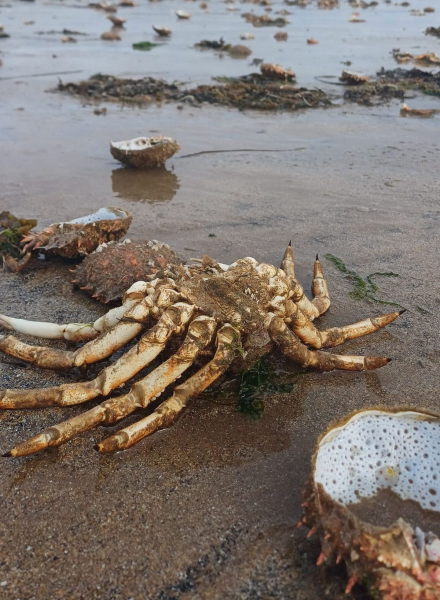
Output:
(398, 309), (407, 315)
(316, 253), (319, 261)
(386, 358), (392, 363)
(93, 444), (100, 452)
(2, 451), (12, 457)
(288, 240), (292, 247)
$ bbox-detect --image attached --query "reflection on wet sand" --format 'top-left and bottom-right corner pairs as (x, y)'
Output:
(111, 166), (180, 203)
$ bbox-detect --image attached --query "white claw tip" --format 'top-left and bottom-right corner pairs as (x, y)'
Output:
(0, 315), (13, 331)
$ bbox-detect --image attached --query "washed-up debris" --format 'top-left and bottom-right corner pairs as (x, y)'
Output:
(94, 107), (107, 115)
(301, 408), (440, 600)
(260, 62), (295, 80)
(274, 31), (288, 40)
(426, 26), (440, 37)
(348, 0), (377, 6)
(58, 73), (330, 112)
(73, 239), (181, 303)
(240, 33), (255, 40)
(62, 36), (77, 43)
(132, 41), (161, 50)
(110, 136), (180, 168)
(241, 12), (289, 27)
(307, 37), (318, 44)
(119, 0), (136, 5)
(0, 24), (3, 32)
(340, 70), (369, 84)
(24, 20), (35, 25)
(400, 102), (439, 118)
(195, 38), (231, 51)
(89, 2), (117, 12)
(108, 16), (126, 26)
(102, 31), (121, 41)
(424, 6), (435, 12)
(21, 207), (132, 259)
(153, 25), (171, 36)
(228, 44), (252, 58)
(393, 48), (440, 65)
(318, 0), (338, 8)
(175, 10), (191, 19)
(349, 12), (366, 22)
(0, 32), (10, 39)
(0, 211), (37, 271)
(410, 9), (425, 16)
(36, 28), (89, 35)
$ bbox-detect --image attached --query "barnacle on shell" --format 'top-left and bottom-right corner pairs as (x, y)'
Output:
(72, 239), (180, 303)
(302, 408), (440, 599)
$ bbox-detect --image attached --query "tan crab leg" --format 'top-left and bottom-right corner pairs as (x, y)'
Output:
(286, 301), (403, 349)
(290, 280), (320, 321)
(0, 303), (194, 409)
(281, 242), (295, 281)
(269, 316), (390, 371)
(97, 323), (240, 453)
(4, 316), (218, 457)
(311, 255), (331, 315)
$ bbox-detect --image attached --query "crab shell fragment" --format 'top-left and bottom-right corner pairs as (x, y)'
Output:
(20, 207), (132, 258)
(301, 408), (440, 599)
(260, 62), (296, 80)
(110, 136), (180, 169)
(72, 239), (181, 303)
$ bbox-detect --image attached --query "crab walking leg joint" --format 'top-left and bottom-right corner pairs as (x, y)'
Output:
(281, 242), (295, 282)
(311, 255), (331, 315)
(285, 301), (403, 349)
(0, 303), (195, 409)
(4, 316), (217, 457)
(97, 323), (240, 453)
(269, 316), (391, 371)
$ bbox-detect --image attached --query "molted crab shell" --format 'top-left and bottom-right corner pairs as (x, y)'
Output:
(110, 136), (180, 169)
(72, 239), (181, 303)
(302, 408), (440, 599)
(20, 207), (132, 259)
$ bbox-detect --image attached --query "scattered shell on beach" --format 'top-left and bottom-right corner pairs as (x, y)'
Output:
(72, 239), (180, 303)
(101, 30), (121, 40)
(340, 69), (369, 84)
(89, 2), (117, 12)
(176, 10), (191, 19)
(119, 0), (136, 6)
(260, 62), (295, 80)
(400, 103), (439, 118)
(228, 44), (252, 58)
(110, 136), (180, 168)
(108, 15), (126, 26)
(240, 32), (255, 40)
(274, 31), (288, 41)
(20, 207), (132, 259)
(301, 408), (440, 599)
(153, 25), (172, 36)
(349, 12), (366, 22)
(62, 36), (77, 43)
(307, 37), (318, 44)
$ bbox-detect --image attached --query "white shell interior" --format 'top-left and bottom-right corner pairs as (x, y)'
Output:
(65, 207), (128, 225)
(111, 137), (163, 153)
(315, 411), (440, 512)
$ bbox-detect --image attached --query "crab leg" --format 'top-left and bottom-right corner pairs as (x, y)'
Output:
(0, 303), (194, 409)
(311, 255), (331, 315)
(269, 316), (391, 371)
(97, 323), (240, 453)
(286, 301), (403, 349)
(4, 316), (218, 457)
(281, 242), (295, 281)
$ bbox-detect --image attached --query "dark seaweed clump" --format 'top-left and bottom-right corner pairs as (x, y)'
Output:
(58, 73), (331, 112)
(344, 68), (440, 105)
(0, 211), (37, 267)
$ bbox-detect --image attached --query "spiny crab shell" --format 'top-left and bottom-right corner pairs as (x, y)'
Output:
(20, 207), (132, 259)
(72, 239), (180, 303)
(301, 408), (440, 599)
(110, 136), (180, 169)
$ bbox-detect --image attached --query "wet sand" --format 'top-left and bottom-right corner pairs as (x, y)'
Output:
(1, 0), (440, 598)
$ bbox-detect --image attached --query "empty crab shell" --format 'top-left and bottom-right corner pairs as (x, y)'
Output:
(20, 207), (132, 258)
(152, 25), (171, 36)
(110, 136), (180, 169)
(260, 63), (295, 80)
(72, 239), (181, 303)
(302, 408), (440, 599)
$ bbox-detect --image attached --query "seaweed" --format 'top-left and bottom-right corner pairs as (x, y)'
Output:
(132, 41), (162, 51)
(324, 253), (402, 307)
(0, 211), (37, 267)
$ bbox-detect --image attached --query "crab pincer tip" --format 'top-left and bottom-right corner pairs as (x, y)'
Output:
(2, 451), (12, 457)
(386, 358), (393, 363)
(288, 240), (292, 247)
(398, 309), (407, 315)
(315, 253), (319, 261)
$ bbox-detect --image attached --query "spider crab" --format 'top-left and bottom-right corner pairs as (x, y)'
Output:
(0, 245), (403, 457)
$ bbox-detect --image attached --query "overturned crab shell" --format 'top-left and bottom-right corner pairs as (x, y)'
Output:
(20, 207), (132, 258)
(72, 239), (181, 303)
(175, 10), (191, 19)
(302, 408), (440, 599)
(110, 136), (180, 169)
(152, 25), (171, 36)
(260, 62), (295, 80)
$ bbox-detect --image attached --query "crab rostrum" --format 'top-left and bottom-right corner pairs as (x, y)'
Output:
(0, 245), (403, 457)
